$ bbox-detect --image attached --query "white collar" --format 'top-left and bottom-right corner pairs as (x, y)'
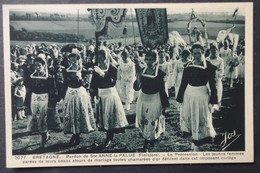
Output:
(189, 57), (207, 69)
(142, 65), (159, 78)
(179, 59), (190, 65)
(66, 65), (82, 72)
(98, 58), (111, 73)
(30, 70), (48, 79)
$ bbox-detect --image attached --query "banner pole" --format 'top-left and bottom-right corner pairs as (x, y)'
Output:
(77, 8), (79, 47)
(95, 33), (99, 66)
(131, 8), (136, 49)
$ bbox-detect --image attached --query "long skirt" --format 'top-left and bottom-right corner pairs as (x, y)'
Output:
(63, 87), (96, 134)
(11, 86), (17, 120)
(217, 78), (223, 104)
(174, 73), (183, 98)
(136, 91), (165, 140)
(180, 85), (216, 141)
(96, 87), (128, 131)
(225, 65), (238, 79)
(47, 107), (62, 131)
(168, 71), (175, 89)
(238, 63), (245, 79)
(164, 82), (169, 97)
(133, 90), (140, 102)
(16, 97), (25, 111)
(120, 79), (134, 104)
(27, 93), (48, 133)
(116, 81), (122, 101)
(16, 90), (26, 110)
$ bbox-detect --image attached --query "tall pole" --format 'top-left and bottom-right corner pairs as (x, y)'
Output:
(95, 33), (99, 66)
(130, 9), (136, 49)
(77, 8), (79, 47)
(124, 24), (127, 46)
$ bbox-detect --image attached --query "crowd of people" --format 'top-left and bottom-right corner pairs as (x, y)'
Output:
(10, 33), (245, 152)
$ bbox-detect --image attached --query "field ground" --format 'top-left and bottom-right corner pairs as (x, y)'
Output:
(12, 81), (245, 155)
(10, 20), (245, 43)
(10, 37), (142, 48)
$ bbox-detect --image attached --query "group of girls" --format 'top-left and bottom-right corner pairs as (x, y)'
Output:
(11, 43), (167, 152)
(11, 38), (244, 152)
(219, 39), (245, 87)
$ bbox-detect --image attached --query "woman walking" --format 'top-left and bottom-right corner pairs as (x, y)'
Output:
(91, 48), (128, 148)
(206, 42), (224, 107)
(177, 43), (218, 151)
(134, 50), (169, 152)
(117, 49), (136, 110)
(173, 48), (191, 98)
(27, 54), (59, 148)
(63, 49), (96, 146)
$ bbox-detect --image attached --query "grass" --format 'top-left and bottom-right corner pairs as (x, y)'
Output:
(12, 81), (245, 154)
(10, 20), (245, 43)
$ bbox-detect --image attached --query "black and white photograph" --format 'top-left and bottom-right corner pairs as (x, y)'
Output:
(3, 2), (253, 168)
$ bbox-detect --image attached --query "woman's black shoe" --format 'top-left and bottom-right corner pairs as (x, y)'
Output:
(74, 134), (80, 145)
(69, 134), (76, 146)
(143, 139), (149, 152)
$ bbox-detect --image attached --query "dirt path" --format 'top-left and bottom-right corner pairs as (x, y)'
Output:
(12, 82), (244, 154)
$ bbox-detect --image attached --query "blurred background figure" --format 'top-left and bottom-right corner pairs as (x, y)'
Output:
(117, 49), (136, 110)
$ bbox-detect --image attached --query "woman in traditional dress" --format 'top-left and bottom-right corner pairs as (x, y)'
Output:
(91, 48), (128, 148)
(173, 48), (191, 98)
(206, 42), (224, 107)
(63, 49), (96, 146)
(237, 48), (245, 84)
(11, 62), (18, 121)
(117, 49), (136, 110)
(176, 43), (218, 151)
(158, 50), (170, 96)
(23, 54), (35, 117)
(27, 54), (59, 148)
(219, 40), (232, 79)
(134, 50), (169, 152)
(225, 52), (239, 88)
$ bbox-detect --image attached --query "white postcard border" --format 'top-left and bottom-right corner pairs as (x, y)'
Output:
(3, 2), (254, 168)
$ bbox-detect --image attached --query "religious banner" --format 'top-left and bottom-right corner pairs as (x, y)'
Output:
(135, 9), (168, 48)
(187, 8), (207, 45)
(88, 8), (127, 36)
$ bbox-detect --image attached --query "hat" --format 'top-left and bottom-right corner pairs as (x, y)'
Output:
(17, 56), (26, 63)
(19, 48), (27, 55)
(224, 40), (229, 46)
(121, 49), (129, 58)
(11, 62), (19, 70)
(41, 43), (46, 47)
(68, 49), (81, 60)
(27, 54), (35, 60)
(182, 48), (191, 56)
(191, 42), (204, 52)
(210, 41), (219, 49)
(34, 54), (46, 65)
(19, 55), (27, 60)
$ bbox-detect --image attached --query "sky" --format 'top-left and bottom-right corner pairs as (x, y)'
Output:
(9, 3), (247, 16)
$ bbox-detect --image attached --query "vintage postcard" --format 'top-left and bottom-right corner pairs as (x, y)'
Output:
(3, 2), (253, 168)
